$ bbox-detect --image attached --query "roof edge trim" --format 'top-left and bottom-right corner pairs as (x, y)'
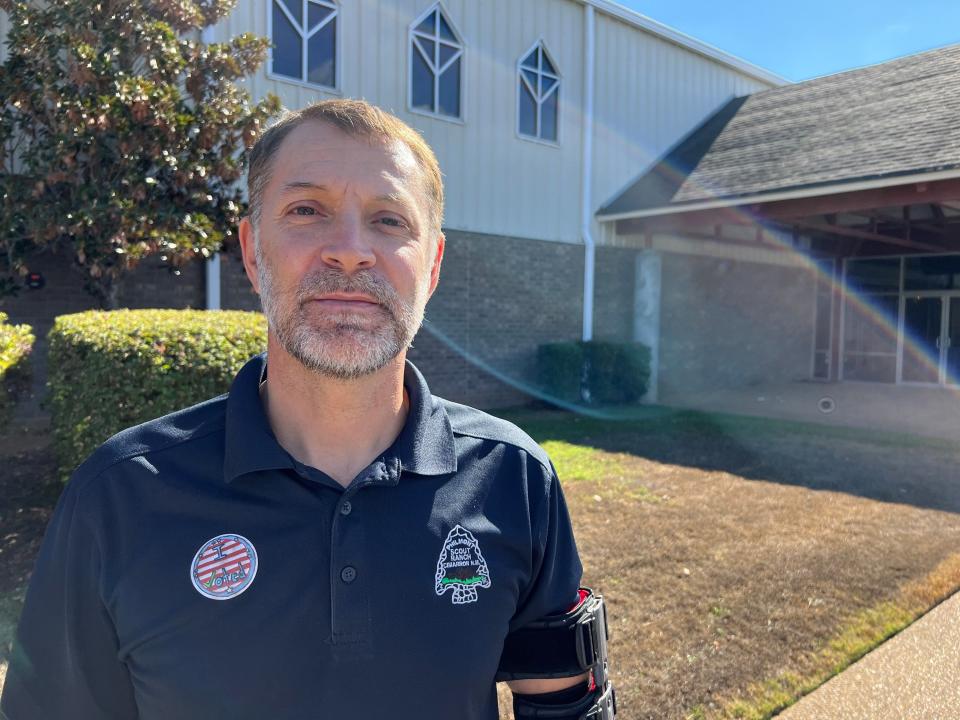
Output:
(595, 167), (960, 222)
(580, 0), (788, 87)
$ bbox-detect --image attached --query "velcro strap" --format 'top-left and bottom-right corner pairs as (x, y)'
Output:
(496, 588), (608, 681)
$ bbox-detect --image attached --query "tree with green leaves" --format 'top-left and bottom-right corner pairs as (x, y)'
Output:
(0, 0), (282, 307)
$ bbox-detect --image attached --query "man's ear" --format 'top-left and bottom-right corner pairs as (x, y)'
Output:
(238, 216), (261, 295)
(427, 232), (445, 298)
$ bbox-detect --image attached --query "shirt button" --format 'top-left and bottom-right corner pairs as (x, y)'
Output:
(340, 566), (357, 584)
(340, 500), (352, 516)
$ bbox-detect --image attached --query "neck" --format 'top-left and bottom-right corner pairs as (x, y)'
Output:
(258, 336), (411, 488)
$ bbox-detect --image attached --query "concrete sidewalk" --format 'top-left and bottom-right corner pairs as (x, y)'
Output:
(778, 590), (960, 719)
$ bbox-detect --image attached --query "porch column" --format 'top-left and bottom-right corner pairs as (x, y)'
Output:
(634, 250), (662, 403)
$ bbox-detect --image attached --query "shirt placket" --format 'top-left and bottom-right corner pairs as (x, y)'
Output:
(328, 457), (401, 651)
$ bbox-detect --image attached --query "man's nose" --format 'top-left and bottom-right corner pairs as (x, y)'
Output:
(317, 213), (376, 273)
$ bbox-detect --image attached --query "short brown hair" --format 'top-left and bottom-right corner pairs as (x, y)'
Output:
(246, 99), (444, 238)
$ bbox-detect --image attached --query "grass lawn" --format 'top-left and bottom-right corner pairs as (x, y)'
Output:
(3, 408), (960, 719)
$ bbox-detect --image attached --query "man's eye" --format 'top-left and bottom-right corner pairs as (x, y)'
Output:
(291, 206), (317, 216)
(378, 216), (408, 229)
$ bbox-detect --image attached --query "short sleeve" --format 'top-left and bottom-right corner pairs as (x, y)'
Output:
(506, 458), (584, 634)
(0, 474), (138, 719)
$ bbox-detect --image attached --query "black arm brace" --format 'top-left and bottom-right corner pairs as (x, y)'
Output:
(496, 588), (616, 719)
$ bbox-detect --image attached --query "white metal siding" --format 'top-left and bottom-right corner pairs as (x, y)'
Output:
(591, 12), (772, 247)
(212, 0), (586, 243)
(0, 10), (9, 64)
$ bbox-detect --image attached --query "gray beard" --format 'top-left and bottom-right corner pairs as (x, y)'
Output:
(253, 225), (429, 380)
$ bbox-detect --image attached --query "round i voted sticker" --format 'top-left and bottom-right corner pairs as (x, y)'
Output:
(190, 534), (258, 600)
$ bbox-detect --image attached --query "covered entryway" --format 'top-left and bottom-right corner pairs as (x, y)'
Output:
(595, 44), (960, 439)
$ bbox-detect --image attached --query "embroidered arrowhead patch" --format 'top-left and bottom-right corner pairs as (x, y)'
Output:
(434, 524), (491, 605)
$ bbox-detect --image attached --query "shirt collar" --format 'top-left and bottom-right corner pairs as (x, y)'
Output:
(223, 352), (457, 484)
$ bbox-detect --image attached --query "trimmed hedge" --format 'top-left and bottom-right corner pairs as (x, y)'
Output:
(0, 312), (35, 430)
(537, 340), (651, 405)
(48, 309), (267, 480)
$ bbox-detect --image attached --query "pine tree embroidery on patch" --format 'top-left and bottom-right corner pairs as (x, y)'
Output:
(435, 525), (491, 604)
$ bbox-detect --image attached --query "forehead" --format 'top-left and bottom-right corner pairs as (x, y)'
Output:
(266, 120), (425, 201)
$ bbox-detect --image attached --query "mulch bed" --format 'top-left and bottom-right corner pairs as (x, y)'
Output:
(0, 422), (62, 602)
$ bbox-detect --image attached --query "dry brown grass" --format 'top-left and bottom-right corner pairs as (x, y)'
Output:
(493, 409), (960, 720)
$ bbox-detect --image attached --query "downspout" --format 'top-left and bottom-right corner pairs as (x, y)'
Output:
(201, 25), (222, 310)
(581, 5), (595, 342)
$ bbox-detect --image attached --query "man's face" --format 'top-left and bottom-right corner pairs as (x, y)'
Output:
(239, 120), (444, 380)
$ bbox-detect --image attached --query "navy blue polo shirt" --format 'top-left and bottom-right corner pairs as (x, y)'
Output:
(1, 352), (583, 720)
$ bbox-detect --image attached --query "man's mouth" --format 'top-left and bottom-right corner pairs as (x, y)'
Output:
(307, 296), (382, 312)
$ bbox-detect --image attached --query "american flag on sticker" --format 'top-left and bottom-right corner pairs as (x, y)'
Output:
(190, 534), (258, 600)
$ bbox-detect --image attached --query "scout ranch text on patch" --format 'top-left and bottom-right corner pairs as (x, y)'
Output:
(435, 525), (492, 604)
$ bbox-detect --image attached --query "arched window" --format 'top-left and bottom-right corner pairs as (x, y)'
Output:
(409, 4), (464, 119)
(518, 41), (559, 143)
(270, 0), (338, 89)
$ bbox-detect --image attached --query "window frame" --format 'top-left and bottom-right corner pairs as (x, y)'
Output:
(407, 2), (467, 125)
(515, 38), (561, 147)
(266, 0), (342, 94)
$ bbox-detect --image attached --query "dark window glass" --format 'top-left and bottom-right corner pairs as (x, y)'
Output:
(542, 53), (556, 75)
(542, 75), (557, 95)
(815, 299), (831, 349)
(417, 37), (436, 66)
(842, 294), (899, 382)
(438, 58), (460, 116)
(519, 83), (536, 136)
(541, 88), (557, 141)
(438, 13), (456, 42)
(272, 2), (302, 79)
(439, 42), (458, 68)
(280, 0), (302, 26)
(308, 2), (334, 32)
(521, 49), (538, 69)
(904, 255), (960, 290)
(845, 258), (900, 293)
(416, 11), (434, 35)
(901, 296), (942, 383)
(412, 48), (434, 111)
(522, 68), (537, 89)
(813, 350), (829, 379)
(307, 16), (335, 86)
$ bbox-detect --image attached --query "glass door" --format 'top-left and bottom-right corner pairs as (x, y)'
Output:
(947, 298), (960, 386)
(901, 296), (943, 384)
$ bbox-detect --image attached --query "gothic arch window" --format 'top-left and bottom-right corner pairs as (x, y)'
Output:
(270, 0), (338, 89)
(409, 3), (464, 120)
(518, 41), (560, 143)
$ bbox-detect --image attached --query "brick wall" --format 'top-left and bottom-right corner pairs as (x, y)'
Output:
(657, 252), (816, 398)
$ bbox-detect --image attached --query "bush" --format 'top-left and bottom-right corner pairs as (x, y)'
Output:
(536, 340), (651, 406)
(536, 342), (583, 403)
(47, 309), (267, 479)
(0, 312), (35, 430)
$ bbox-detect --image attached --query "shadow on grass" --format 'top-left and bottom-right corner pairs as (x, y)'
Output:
(491, 402), (960, 516)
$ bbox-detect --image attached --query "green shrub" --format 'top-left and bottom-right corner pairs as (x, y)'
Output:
(584, 340), (651, 404)
(47, 309), (267, 479)
(0, 312), (35, 430)
(536, 342), (584, 402)
(536, 340), (651, 406)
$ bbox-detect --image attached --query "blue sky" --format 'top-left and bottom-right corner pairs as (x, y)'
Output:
(618, 0), (960, 81)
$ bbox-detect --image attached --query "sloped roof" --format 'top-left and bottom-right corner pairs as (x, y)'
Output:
(599, 43), (960, 218)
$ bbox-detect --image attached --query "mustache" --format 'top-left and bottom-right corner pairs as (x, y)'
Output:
(296, 270), (397, 307)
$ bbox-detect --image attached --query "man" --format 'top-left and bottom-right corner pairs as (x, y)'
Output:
(1, 99), (612, 719)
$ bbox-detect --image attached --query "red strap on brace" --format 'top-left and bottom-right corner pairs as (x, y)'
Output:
(566, 588), (590, 612)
